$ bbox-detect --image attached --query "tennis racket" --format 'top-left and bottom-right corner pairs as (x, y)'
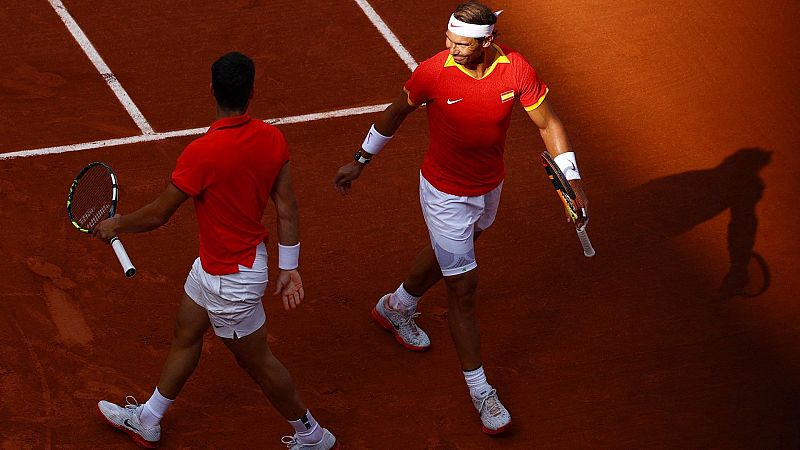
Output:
(67, 162), (136, 277)
(541, 151), (595, 257)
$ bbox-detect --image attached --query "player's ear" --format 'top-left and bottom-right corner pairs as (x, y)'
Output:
(482, 34), (494, 48)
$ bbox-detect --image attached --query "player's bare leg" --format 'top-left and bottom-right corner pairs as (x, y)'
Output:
(442, 269), (482, 370)
(444, 268), (512, 435)
(96, 294), (209, 447)
(373, 231), (487, 351)
(221, 323), (306, 419)
(221, 324), (337, 449)
(157, 293), (212, 398)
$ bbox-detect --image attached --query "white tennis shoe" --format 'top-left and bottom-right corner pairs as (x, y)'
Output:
(97, 396), (160, 448)
(281, 428), (338, 449)
(371, 294), (431, 351)
(472, 389), (512, 435)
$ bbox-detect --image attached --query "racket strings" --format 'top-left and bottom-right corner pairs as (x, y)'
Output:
(71, 167), (114, 229)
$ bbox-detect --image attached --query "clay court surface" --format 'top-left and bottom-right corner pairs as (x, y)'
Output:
(2, 0), (800, 448)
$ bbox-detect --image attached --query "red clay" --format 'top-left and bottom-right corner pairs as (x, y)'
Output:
(2, 1), (800, 449)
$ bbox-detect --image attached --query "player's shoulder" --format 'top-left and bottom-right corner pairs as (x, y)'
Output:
(249, 119), (287, 143)
(496, 44), (533, 67)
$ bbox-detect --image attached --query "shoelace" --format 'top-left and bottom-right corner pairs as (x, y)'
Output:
(281, 433), (326, 448)
(479, 390), (504, 417)
(124, 395), (141, 411)
(281, 435), (298, 448)
(401, 311), (422, 335)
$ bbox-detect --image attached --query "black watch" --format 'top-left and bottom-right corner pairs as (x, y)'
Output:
(354, 150), (372, 165)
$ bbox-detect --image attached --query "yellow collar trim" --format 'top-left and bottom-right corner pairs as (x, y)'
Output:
(444, 44), (510, 79)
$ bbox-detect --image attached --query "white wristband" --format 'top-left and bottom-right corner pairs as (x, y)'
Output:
(278, 243), (300, 270)
(553, 151), (581, 180)
(361, 124), (392, 155)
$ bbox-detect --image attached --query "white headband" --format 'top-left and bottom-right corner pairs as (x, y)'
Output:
(447, 10), (503, 38)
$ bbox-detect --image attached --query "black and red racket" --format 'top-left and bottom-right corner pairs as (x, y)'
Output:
(67, 162), (136, 277)
(541, 151), (595, 257)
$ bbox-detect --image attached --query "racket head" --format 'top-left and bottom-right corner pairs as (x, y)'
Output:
(540, 151), (580, 221)
(66, 162), (119, 233)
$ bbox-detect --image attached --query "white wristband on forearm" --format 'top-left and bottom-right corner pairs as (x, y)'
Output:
(361, 124), (392, 155)
(553, 151), (581, 180)
(278, 243), (300, 270)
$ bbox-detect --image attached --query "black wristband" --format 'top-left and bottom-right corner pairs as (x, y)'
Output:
(354, 150), (372, 165)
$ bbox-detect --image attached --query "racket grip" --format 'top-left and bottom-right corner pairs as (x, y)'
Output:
(575, 226), (595, 257)
(110, 237), (136, 277)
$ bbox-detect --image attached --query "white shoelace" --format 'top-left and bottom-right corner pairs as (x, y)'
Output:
(124, 395), (141, 411)
(281, 434), (324, 448)
(401, 311), (422, 334)
(478, 389), (503, 417)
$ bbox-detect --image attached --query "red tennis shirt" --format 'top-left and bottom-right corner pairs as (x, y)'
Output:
(171, 114), (289, 275)
(404, 44), (549, 196)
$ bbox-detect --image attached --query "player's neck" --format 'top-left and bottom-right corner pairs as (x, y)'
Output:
(216, 106), (247, 120)
(461, 45), (498, 78)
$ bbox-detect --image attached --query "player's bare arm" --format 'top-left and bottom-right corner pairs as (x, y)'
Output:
(93, 183), (189, 240)
(527, 99), (589, 225)
(270, 162), (304, 310)
(333, 90), (419, 194)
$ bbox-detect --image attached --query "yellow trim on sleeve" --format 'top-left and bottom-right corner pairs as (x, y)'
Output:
(523, 87), (549, 111)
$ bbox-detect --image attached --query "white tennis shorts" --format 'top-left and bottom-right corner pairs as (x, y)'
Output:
(184, 242), (268, 339)
(419, 173), (503, 277)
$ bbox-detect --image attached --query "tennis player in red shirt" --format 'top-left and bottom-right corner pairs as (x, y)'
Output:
(335, 1), (589, 435)
(93, 52), (337, 450)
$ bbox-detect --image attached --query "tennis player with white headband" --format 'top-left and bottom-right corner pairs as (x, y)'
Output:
(335, 0), (589, 436)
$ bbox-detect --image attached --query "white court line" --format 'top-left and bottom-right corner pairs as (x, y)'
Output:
(1, 1), (414, 160)
(0, 103), (391, 160)
(354, 0), (418, 71)
(48, 0), (155, 135)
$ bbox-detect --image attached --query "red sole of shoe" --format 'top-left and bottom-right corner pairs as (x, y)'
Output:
(370, 306), (429, 352)
(482, 420), (513, 435)
(96, 404), (159, 448)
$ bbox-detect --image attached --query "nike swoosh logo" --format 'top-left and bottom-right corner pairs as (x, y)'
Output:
(123, 418), (141, 432)
(213, 323), (224, 328)
(449, 21), (463, 28)
(447, 98), (464, 105)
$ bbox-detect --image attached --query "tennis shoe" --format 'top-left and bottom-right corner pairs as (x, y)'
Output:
(472, 389), (512, 435)
(371, 293), (430, 351)
(97, 396), (160, 448)
(281, 428), (339, 449)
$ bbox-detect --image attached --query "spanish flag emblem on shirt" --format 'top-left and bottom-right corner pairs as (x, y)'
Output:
(500, 90), (515, 103)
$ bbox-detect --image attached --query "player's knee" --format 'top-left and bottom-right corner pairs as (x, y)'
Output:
(444, 271), (478, 305)
(172, 323), (203, 347)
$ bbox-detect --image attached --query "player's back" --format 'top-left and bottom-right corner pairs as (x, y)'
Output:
(172, 114), (290, 274)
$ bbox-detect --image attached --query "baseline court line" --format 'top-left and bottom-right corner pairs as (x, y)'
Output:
(0, 103), (391, 160)
(48, 0), (155, 135)
(354, 0), (418, 71)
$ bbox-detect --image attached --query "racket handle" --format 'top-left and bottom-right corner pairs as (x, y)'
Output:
(110, 237), (136, 277)
(576, 226), (595, 257)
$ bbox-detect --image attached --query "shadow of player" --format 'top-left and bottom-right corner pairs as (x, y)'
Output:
(627, 148), (772, 298)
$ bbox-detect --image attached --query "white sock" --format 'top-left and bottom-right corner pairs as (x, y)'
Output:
(139, 387), (173, 428)
(388, 283), (420, 310)
(289, 409), (323, 444)
(464, 366), (493, 399)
